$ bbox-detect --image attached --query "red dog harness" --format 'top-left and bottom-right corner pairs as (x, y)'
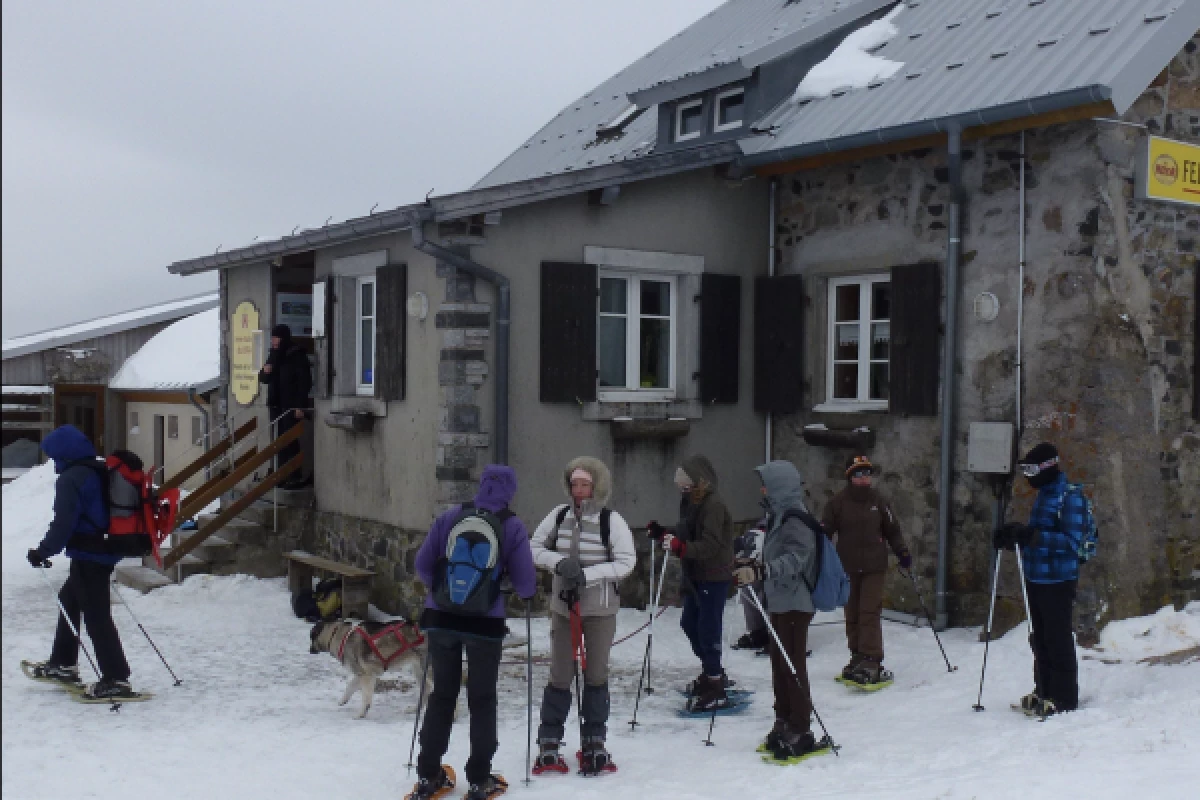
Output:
(337, 621), (425, 670)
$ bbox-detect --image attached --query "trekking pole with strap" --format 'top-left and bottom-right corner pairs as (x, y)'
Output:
(109, 579), (183, 686)
(899, 568), (957, 673)
(568, 595), (591, 774)
(742, 586), (838, 755)
(405, 641), (433, 774)
(972, 550), (1004, 711)
(524, 599), (533, 786)
(630, 549), (671, 729)
(36, 564), (120, 713)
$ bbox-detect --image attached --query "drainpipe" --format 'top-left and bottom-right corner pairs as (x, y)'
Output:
(411, 217), (511, 465)
(1016, 131), (1026, 441)
(187, 387), (210, 479)
(766, 177), (778, 463)
(935, 124), (964, 630)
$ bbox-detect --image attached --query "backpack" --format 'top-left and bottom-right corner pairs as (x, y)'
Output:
(1061, 482), (1099, 564)
(67, 451), (180, 566)
(781, 509), (851, 613)
(291, 577), (343, 622)
(548, 505), (614, 562)
(432, 502), (513, 616)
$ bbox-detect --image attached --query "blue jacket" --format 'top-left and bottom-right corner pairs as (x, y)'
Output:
(1021, 472), (1087, 584)
(37, 425), (118, 566)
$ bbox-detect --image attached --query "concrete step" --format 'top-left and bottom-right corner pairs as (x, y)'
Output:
(114, 564), (175, 593)
(233, 485), (314, 514)
(144, 550), (209, 581)
(158, 534), (237, 565)
(196, 516), (268, 547)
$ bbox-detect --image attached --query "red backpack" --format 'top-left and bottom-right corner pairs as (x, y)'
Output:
(70, 451), (180, 566)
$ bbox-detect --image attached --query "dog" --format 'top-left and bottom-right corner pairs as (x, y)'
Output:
(310, 619), (430, 719)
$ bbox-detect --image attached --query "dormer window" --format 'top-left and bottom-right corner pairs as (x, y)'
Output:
(714, 87), (745, 132)
(675, 99), (704, 142)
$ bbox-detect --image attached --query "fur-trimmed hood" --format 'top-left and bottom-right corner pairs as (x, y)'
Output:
(562, 456), (612, 508)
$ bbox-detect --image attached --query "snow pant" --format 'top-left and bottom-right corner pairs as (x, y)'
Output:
(50, 559), (130, 681)
(1027, 579), (1079, 712)
(417, 629), (503, 785)
(768, 610), (814, 735)
(844, 571), (886, 661)
(272, 407), (303, 477)
(680, 580), (729, 677)
(740, 581), (767, 634)
(539, 611), (616, 744)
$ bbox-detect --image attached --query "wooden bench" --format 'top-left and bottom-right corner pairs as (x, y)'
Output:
(285, 551), (375, 620)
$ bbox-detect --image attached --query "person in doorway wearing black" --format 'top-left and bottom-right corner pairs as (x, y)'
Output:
(258, 323), (312, 488)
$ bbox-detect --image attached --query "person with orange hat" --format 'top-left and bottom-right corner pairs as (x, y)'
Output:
(820, 455), (911, 687)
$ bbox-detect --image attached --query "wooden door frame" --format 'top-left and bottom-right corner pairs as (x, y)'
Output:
(53, 383), (106, 452)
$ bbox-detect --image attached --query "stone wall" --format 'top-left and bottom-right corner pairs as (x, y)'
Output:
(772, 38), (1199, 636)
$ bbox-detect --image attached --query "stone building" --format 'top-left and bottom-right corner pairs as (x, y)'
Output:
(164, 0), (1198, 629)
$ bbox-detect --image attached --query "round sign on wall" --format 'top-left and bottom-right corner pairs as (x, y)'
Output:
(231, 301), (260, 406)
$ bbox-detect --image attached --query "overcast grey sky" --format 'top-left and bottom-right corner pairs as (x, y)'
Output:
(1, 0), (723, 339)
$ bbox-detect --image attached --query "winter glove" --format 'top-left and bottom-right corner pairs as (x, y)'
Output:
(662, 533), (686, 557)
(897, 549), (913, 570)
(992, 522), (1030, 551)
(645, 521), (668, 541)
(27, 548), (50, 568)
(1008, 523), (1035, 548)
(732, 563), (764, 587)
(555, 557), (585, 592)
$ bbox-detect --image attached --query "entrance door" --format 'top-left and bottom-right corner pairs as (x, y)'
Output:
(54, 385), (105, 452)
(153, 415), (165, 470)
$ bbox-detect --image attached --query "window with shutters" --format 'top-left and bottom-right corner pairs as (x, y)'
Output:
(597, 271), (677, 401)
(822, 275), (890, 410)
(356, 276), (376, 396)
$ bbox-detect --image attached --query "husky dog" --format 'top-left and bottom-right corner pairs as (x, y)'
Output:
(310, 619), (430, 719)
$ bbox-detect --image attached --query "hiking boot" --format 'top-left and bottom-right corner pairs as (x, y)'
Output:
(840, 653), (866, 680)
(579, 738), (616, 774)
(687, 674), (730, 712)
(846, 659), (888, 686)
(532, 742), (569, 775)
(762, 718), (789, 753)
(1018, 691), (1040, 713)
(26, 661), (84, 690)
(463, 774), (508, 800)
(404, 766), (456, 800)
(1028, 697), (1058, 719)
(771, 730), (816, 760)
(87, 678), (138, 700)
(735, 629), (768, 650)
(685, 669), (735, 696)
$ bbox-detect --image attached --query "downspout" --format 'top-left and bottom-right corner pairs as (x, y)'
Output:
(411, 217), (511, 465)
(1016, 131), (1026, 441)
(187, 387), (210, 480)
(935, 125), (964, 629)
(766, 177), (778, 463)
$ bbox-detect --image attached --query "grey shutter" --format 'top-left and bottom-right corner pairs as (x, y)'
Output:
(753, 275), (806, 413)
(889, 262), (941, 416)
(316, 276), (334, 399)
(700, 272), (741, 403)
(540, 261), (597, 403)
(333, 276), (358, 397)
(375, 264), (407, 402)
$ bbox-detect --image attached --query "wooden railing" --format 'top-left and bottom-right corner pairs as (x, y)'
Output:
(161, 417), (257, 492)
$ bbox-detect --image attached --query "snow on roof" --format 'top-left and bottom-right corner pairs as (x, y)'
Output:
(1, 385), (53, 394)
(109, 307), (220, 392)
(791, 4), (904, 102)
(2, 293), (218, 360)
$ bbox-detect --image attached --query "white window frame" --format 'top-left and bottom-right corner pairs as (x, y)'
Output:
(713, 87), (745, 133)
(355, 276), (376, 396)
(597, 270), (678, 403)
(674, 98), (704, 142)
(816, 274), (891, 412)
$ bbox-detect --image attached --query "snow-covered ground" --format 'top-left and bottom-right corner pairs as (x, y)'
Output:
(4, 464), (1198, 799)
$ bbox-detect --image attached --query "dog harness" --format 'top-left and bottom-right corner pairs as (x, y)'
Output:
(336, 621), (426, 670)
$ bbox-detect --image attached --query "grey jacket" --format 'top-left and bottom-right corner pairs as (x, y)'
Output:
(755, 461), (819, 615)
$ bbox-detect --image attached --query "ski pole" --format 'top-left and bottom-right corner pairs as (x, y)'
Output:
(900, 569), (957, 673)
(645, 549), (670, 694)
(1013, 547), (1043, 698)
(972, 550), (1004, 711)
(630, 550), (670, 730)
(743, 587), (838, 756)
(36, 564), (120, 713)
(524, 599), (533, 787)
(109, 580), (182, 686)
(405, 640), (433, 774)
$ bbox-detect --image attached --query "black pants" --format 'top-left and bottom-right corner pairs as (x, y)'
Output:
(680, 580), (728, 676)
(272, 408), (303, 476)
(49, 559), (130, 681)
(417, 629), (503, 785)
(1026, 580), (1078, 711)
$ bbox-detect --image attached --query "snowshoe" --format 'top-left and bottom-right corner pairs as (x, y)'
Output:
(1016, 697), (1058, 720)
(531, 744), (569, 775)
(463, 774), (507, 800)
(404, 766), (456, 800)
(21, 660), (85, 693)
(762, 734), (836, 765)
(577, 747), (618, 775)
(74, 679), (153, 704)
(837, 661), (894, 692)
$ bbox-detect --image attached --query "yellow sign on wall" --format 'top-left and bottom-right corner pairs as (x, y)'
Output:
(231, 301), (261, 406)
(1137, 135), (1200, 207)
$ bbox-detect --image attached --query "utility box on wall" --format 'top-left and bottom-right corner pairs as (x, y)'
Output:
(967, 422), (1014, 474)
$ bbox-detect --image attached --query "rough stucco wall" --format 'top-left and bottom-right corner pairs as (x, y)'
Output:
(772, 40), (1199, 633)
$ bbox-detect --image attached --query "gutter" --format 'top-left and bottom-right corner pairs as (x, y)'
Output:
(409, 213), (511, 465)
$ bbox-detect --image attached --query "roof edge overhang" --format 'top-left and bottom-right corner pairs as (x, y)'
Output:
(1108, 0), (1200, 114)
(112, 377), (220, 395)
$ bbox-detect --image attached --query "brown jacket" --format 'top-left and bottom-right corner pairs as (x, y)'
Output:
(820, 486), (907, 574)
(676, 455), (735, 584)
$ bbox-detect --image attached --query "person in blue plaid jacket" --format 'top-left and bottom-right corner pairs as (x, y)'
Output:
(993, 442), (1085, 716)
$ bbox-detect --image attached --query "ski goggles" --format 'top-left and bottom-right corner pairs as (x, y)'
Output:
(1019, 457), (1058, 477)
(849, 468), (873, 479)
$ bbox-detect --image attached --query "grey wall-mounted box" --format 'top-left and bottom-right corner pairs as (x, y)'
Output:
(967, 422), (1014, 474)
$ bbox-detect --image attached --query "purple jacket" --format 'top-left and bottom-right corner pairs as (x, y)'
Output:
(416, 465), (537, 618)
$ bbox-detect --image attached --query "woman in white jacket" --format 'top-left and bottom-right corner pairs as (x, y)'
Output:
(529, 456), (636, 775)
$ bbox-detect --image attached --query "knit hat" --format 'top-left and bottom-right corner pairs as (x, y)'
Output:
(674, 467), (694, 490)
(845, 455), (875, 479)
(569, 467), (593, 485)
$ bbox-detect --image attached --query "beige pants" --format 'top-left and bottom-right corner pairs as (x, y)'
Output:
(548, 612), (617, 689)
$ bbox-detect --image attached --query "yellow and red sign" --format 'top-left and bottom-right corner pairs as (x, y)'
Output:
(1137, 135), (1200, 207)
(231, 301), (260, 406)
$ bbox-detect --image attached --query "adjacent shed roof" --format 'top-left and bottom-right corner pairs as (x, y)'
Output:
(109, 307), (220, 393)
(2, 293), (219, 360)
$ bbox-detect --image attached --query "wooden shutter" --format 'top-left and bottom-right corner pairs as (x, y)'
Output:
(700, 273), (741, 403)
(753, 274), (806, 413)
(540, 261), (597, 403)
(333, 276), (359, 397)
(316, 276), (334, 399)
(890, 262), (941, 416)
(375, 264), (407, 402)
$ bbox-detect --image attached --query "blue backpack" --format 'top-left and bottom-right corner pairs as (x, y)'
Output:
(782, 509), (850, 612)
(1061, 482), (1099, 564)
(432, 503), (512, 616)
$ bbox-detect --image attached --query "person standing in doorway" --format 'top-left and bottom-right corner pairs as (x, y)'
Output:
(821, 455), (911, 687)
(258, 323), (312, 488)
(529, 457), (636, 775)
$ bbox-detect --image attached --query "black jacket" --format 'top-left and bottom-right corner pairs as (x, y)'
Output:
(259, 344), (312, 411)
